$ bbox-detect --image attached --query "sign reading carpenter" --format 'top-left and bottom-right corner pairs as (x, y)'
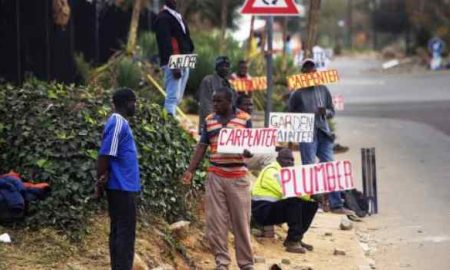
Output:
(168, 54), (198, 69)
(287, 69), (340, 89)
(269, 113), (314, 143)
(217, 128), (278, 154)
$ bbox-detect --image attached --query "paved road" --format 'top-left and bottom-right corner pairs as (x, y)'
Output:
(328, 57), (450, 270)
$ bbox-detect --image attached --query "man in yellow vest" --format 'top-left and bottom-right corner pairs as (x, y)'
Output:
(251, 148), (318, 253)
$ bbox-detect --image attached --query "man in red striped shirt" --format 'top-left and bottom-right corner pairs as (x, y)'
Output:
(182, 87), (254, 270)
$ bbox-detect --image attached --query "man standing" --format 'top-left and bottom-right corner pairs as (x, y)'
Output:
(230, 60), (254, 94)
(96, 88), (140, 270)
(251, 148), (318, 253)
(198, 56), (233, 130)
(288, 59), (352, 214)
(182, 87), (254, 270)
(155, 0), (194, 115)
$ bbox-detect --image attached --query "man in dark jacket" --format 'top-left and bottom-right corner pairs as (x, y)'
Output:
(154, 0), (194, 116)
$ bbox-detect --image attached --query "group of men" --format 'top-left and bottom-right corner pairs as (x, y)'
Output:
(95, 0), (351, 269)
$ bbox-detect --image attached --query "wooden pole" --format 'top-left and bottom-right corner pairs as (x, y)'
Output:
(126, 0), (143, 55)
(305, 0), (321, 58)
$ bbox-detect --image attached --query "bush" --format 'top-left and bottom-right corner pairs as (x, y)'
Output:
(0, 80), (205, 239)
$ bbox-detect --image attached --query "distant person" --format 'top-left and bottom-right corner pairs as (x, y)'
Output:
(288, 59), (353, 215)
(251, 148), (318, 253)
(230, 60), (254, 94)
(96, 88), (140, 270)
(197, 56), (233, 130)
(182, 87), (254, 270)
(155, 0), (194, 115)
(236, 94), (275, 172)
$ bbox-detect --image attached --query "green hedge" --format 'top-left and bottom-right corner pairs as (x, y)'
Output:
(0, 80), (205, 238)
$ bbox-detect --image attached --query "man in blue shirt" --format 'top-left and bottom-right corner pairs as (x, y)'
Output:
(96, 88), (140, 270)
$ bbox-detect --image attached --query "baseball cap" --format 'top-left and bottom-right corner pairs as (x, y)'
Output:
(301, 58), (316, 68)
(215, 56), (230, 67)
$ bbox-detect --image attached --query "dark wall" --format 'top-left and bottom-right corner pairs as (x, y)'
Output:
(0, 0), (154, 84)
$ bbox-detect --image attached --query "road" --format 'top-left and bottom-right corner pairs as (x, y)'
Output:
(328, 56), (450, 270)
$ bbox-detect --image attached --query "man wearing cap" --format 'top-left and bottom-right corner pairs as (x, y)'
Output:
(197, 56), (235, 130)
(155, 0), (194, 115)
(288, 59), (352, 215)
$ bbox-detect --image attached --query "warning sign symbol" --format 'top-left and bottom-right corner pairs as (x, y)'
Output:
(240, 0), (300, 16)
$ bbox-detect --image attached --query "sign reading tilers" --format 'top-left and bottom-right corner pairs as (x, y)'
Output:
(217, 128), (277, 154)
(269, 113), (314, 143)
(240, 0), (300, 16)
(168, 54), (198, 69)
(280, 160), (355, 198)
(229, 77), (267, 92)
(287, 69), (340, 89)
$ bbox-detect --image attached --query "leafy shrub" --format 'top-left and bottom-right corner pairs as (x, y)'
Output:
(0, 80), (205, 238)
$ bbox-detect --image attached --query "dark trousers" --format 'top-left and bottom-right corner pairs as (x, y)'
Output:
(252, 198), (318, 242)
(107, 190), (137, 270)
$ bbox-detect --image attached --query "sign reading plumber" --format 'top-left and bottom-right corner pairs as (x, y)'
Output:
(280, 160), (355, 198)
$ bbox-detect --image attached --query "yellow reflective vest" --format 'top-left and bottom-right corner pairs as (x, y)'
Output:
(251, 161), (312, 202)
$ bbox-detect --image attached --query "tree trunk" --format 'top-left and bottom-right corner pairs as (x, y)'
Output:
(220, 0), (229, 53)
(305, 0), (322, 58)
(126, 0), (143, 55)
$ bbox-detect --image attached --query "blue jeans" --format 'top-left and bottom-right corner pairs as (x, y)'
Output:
(163, 66), (190, 115)
(299, 130), (343, 209)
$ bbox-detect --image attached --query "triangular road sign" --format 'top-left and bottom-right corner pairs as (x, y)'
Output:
(241, 0), (300, 16)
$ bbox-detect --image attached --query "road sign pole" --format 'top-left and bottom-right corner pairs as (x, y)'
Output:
(264, 16), (273, 127)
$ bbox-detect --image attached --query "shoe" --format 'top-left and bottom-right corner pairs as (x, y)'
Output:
(333, 143), (349, 154)
(330, 207), (355, 215)
(283, 240), (306, 253)
(300, 241), (314, 251)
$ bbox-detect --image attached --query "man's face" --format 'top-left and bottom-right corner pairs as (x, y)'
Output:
(212, 92), (231, 115)
(277, 150), (294, 167)
(238, 97), (254, 115)
(237, 62), (248, 76)
(301, 62), (316, 73)
(165, 0), (176, 9)
(125, 98), (137, 117)
(216, 63), (230, 78)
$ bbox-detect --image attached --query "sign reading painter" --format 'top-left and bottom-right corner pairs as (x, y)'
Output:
(229, 77), (267, 92)
(287, 69), (340, 89)
(280, 160), (355, 198)
(217, 128), (277, 154)
(269, 113), (314, 143)
(168, 54), (198, 69)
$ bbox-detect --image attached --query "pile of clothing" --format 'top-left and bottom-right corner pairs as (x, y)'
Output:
(0, 171), (50, 222)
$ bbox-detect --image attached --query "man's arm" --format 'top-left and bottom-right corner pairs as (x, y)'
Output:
(95, 155), (109, 199)
(288, 91), (302, 112)
(323, 86), (335, 119)
(182, 143), (207, 184)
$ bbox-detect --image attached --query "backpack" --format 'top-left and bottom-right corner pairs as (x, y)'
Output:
(344, 189), (369, 218)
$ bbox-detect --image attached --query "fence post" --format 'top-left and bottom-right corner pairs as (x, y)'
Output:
(361, 147), (378, 214)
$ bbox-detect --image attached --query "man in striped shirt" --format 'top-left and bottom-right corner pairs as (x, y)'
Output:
(182, 87), (254, 270)
(96, 88), (140, 270)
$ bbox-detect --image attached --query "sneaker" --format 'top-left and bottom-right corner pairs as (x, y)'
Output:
(330, 207), (355, 215)
(300, 241), (314, 251)
(333, 143), (349, 154)
(283, 240), (306, 254)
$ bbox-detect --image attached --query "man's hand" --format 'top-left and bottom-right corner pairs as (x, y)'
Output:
(172, 69), (182, 79)
(243, 149), (254, 158)
(94, 174), (108, 199)
(317, 107), (327, 116)
(182, 170), (193, 185)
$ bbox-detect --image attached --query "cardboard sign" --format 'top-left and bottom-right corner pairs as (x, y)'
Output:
(287, 69), (340, 89)
(229, 77), (267, 92)
(332, 95), (344, 111)
(269, 113), (314, 143)
(168, 54), (198, 69)
(217, 128), (277, 154)
(280, 160), (355, 198)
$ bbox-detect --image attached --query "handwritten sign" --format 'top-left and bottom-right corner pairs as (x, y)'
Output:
(168, 54), (198, 69)
(269, 113), (314, 143)
(280, 160), (355, 198)
(217, 128), (277, 154)
(332, 95), (344, 111)
(287, 69), (340, 89)
(229, 77), (267, 92)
